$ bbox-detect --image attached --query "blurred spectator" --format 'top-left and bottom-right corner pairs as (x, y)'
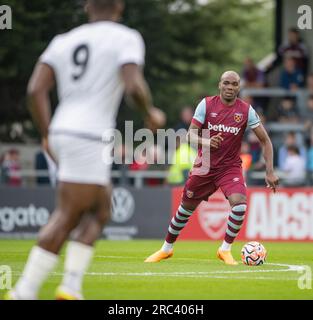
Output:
(242, 57), (265, 88)
(43, 151), (58, 187)
(167, 136), (197, 186)
(145, 144), (166, 186)
(0, 153), (7, 184)
(174, 106), (194, 131)
(0, 149), (22, 186)
(277, 96), (300, 123)
(248, 131), (261, 164)
(112, 144), (130, 185)
(307, 132), (313, 179)
(128, 150), (149, 187)
(282, 146), (306, 187)
(278, 132), (306, 170)
(278, 27), (309, 76)
(242, 95), (254, 106)
(280, 57), (304, 91)
(35, 151), (50, 185)
(306, 73), (313, 93)
(302, 95), (313, 141)
(241, 96), (264, 113)
(129, 150), (148, 171)
(240, 141), (252, 178)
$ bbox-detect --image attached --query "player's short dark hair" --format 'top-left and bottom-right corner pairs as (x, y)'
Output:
(89, 0), (123, 10)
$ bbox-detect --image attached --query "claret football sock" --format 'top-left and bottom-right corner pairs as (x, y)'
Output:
(60, 241), (94, 294)
(14, 246), (59, 300)
(224, 203), (247, 244)
(145, 205), (194, 263)
(165, 205), (194, 244)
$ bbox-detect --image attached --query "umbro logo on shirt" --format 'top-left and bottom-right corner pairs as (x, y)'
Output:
(208, 123), (241, 135)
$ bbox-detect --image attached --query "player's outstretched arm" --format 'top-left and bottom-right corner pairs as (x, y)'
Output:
(252, 124), (279, 192)
(121, 63), (152, 114)
(27, 62), (56, 161)
(27, 63), (55, 138)
(121, 63), (165, 131)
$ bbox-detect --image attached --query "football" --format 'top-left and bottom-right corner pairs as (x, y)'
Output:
(241, 241), (267, 266)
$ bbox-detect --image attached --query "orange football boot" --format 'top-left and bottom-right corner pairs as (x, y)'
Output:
(144, 249), (173, 263)
(217, 248), (238, 265)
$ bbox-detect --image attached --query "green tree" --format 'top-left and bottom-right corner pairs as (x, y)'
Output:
(0, 0), (85, 140)
(122, 0), (274, 126)
(0, 0), (274, 140)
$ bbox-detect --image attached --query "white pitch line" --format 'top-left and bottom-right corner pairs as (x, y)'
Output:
(94, 256), (305, 271)
(207, 263), (305, 274)
(8, 254), (306, 280)
(46, 262), (305, 280)
(94, 256), (306, 268)
(84, 263), (305, 276)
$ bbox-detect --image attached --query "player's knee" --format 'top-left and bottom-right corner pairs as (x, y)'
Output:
(37, 227), (64, 252)
(181, 201), (199, 212)
(44, 211), (80, 238)
(232, 203), (247, 212)
(59, 211), (83, 230)
(229, 194), (246, 208)
(96, 208), (111, 227)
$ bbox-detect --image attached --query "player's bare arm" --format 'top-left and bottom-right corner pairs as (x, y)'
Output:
(27, 62), (56, 160)
(253, 123), (279, 192)
(121, 63), (165, 131)
(187, 123), (224, 149)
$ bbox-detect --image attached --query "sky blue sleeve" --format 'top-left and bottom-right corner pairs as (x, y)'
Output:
(193, 98), (206, 124)
(248, 105), (261, 129)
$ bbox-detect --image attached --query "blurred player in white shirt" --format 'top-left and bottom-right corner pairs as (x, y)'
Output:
(7, 0), (164, 300)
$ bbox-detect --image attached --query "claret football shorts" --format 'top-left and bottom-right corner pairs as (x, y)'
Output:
(182, 166), (246, 204)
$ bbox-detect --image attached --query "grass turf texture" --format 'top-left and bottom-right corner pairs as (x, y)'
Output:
(0, 240), (312, 300)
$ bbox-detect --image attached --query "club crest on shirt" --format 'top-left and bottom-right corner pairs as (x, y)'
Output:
(234, 113), (243, 123)
(186, 190), (194, 198)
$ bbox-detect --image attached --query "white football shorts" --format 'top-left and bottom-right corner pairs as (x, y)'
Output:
(48, 133), (112, 186)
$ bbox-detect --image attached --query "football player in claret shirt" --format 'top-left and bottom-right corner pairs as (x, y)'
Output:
(145, 71), (279, 265)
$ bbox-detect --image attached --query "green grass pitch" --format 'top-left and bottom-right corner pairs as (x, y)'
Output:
(0, 240), (312, 300)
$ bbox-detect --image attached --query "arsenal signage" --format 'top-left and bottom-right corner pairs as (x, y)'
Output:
(172, 187), (313, 241)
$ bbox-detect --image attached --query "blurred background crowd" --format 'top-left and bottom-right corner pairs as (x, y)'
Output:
(1, 0), (313, 188)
